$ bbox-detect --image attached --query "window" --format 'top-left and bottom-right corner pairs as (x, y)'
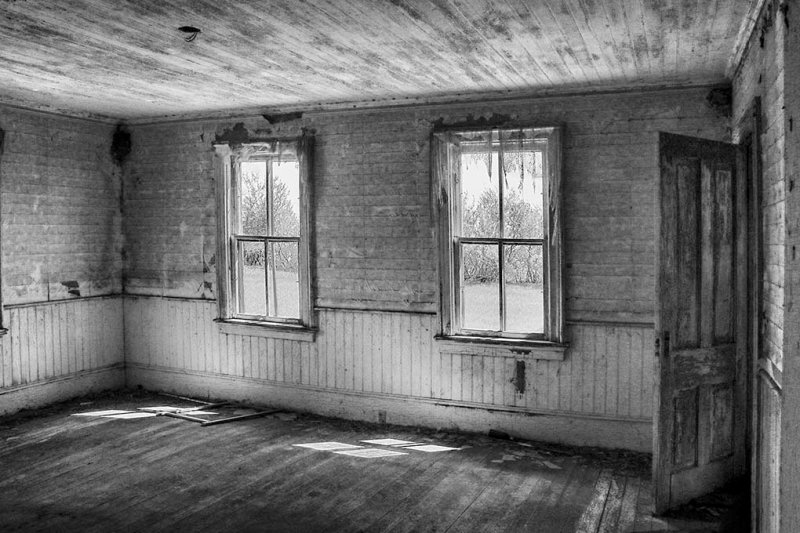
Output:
(433, 127), (564, 345)
(0, 127), (5, 335)
(213, 135), (314, 334)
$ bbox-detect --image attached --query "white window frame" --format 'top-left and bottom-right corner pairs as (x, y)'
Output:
(213, 135), (315, 336)
(432, 126), (565, 347)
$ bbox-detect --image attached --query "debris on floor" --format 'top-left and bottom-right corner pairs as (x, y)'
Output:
(70, 394), (283, 428)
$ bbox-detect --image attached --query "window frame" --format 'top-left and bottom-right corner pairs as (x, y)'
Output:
(213, 135), (315, 333)
(432, 126), (565, 346)
(0, 127), (5, 335)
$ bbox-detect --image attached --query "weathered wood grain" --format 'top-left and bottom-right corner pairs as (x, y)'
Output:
(124, 297), (654, 427)
(655, 132), (742, 513)
(0, 0), (751, 118)
(3, 394), (726, 533)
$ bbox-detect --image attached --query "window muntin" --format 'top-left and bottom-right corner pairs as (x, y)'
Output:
(214, 136), (313, 330)
(457, 144), (545, 335)
(434, 127), (563, 344)
(234, 159), (301, 321)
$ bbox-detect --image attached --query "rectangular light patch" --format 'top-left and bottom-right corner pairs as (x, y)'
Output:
(103, 412), (158, 419)
(293, 442), (364, 451)
(361, 439), (420, 447)
(73, 410), (132, 417)
(139, 406), (185, 413)
(139, 406), (217, 414)
(404, 445), (460, 452)
(333, 448), (407, 458)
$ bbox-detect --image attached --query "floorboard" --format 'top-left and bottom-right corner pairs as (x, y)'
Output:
(0, 391), (742, 532)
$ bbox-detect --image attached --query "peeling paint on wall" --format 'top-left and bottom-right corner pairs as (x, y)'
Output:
(61, 280), (80, 297)
(430, 112), (516, 129)
(111, 124), (132, 165)
(214, 122), (251, 145)
(262, 111), (303, 124)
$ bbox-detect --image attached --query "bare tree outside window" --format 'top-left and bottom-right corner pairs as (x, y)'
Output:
(459, 149), (545, 333)
(238, 160), (301, 319)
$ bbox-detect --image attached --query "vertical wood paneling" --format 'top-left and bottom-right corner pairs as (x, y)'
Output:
(56, 304), (66, 377)
(606, 328), (619, 416)
(0, 298), (123, 393)
(371, 314), (382, 393)
(441, 352), (452, 400)
(411, 314), (421, 397)
(123, 300), (654, 420)
(20, 309), (31, 381)
(352, 316), (362, 390)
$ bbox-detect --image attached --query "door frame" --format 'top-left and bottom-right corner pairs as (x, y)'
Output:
(737, 97), (779, 532)
(735, 96), (761, 476)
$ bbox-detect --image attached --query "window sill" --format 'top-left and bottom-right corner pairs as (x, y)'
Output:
(216, 319), (316, 342)
(434, 335), (568, 361)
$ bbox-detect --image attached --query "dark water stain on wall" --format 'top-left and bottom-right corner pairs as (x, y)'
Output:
(111, 125), (131, 165)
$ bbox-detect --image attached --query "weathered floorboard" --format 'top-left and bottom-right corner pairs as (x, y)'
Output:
(0, 393), (739, 533)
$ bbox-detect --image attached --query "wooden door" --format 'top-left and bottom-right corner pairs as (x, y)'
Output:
(655, 132), (744, 513)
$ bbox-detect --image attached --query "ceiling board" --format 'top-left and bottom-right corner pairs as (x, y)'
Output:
(0, 0), (753, 120)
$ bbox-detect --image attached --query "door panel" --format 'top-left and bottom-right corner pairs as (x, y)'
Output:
(655, 132), (741, 512)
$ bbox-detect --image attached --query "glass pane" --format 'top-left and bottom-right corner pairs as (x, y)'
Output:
(460, 152), (499, 238)
(461, 243), (500, 330)
(271, 160), (300, 237)
(240, 161), (268, 235)
(503, 150), (544, 239)
(268, 241), (300, 319)
(504, 244), (544, 333)
(238, 241), (267, 316)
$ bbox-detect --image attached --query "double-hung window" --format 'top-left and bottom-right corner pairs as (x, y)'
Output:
(213, 135), (314, 333)
(433, 127), (564, 346)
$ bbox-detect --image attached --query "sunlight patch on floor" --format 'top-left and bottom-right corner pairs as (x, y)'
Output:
(333, 448), (408, 458)
(360, 438), (419, 447)
(293, 442), (364, 451)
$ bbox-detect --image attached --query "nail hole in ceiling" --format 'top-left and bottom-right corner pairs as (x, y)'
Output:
(178, 26), (201, 42)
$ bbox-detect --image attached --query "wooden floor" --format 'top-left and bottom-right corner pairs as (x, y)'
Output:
(0, 391), (739, 533)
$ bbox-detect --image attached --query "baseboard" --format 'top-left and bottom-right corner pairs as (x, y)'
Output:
(0, 365), (125, 416)
(126, 365), (653, 453)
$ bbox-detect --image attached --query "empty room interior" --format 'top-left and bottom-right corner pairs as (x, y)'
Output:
(0, 0), (799, 531)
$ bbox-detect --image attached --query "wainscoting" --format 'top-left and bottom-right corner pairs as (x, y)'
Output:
(124, 296), (653, 451)
(0, 296), (125, 414)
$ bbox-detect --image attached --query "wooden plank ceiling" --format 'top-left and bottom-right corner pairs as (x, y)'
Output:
(0, 0), (751, 120)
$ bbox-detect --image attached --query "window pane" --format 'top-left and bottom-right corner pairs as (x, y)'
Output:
(271, 161), (300, 237)
(240, 161), (268, 235)
(268, 241), (299, 319)
(504, 244), (544, 333)
(503, 151), (544, 239)
(460, 152), (499, 238)
(461, 242), (500, 330)
(238, 241), (267, 316)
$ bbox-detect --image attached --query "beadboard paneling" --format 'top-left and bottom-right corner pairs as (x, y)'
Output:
(125, 297), (652, 421)
(0, 297), (124, 393)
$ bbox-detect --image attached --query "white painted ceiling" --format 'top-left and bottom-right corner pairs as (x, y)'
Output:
(0, 0), (753, 120)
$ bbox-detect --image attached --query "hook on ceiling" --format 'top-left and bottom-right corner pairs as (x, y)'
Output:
(178, 26), (201, 42)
